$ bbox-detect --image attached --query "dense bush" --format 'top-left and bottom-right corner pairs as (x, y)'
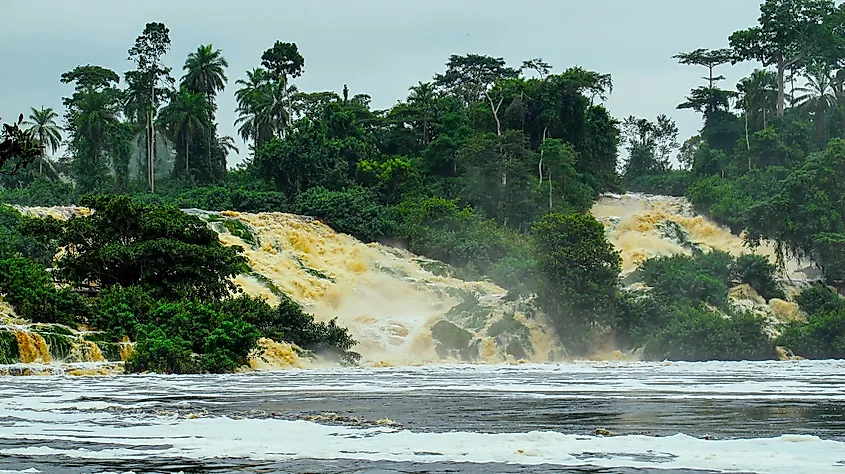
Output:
(731, 254), (785, 301)
(293, 186), (397, 243)
(638, 251), (733, 308)
(532, 212), (622, 354)
(0, 257), (85, 325)
(643, 305), (775, 361)
(778, 286), (845, 359)
(778, 310), (845, 359)
(625, 170), (690, 197)
(25, 195), (249, 300)
(0, 205), (56, 264)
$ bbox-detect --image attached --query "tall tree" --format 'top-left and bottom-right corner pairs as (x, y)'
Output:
(181, 44), (229, 99)
(794, 62), (838, 144)
(730, 0), (836, 116)
(673, 48), (734, 88)
(260, 41), (305, 137)
(621, 115), (679, 179)
(23, 107), (62, 176)
(234, 68), (289, 149)
(433, 54), (519, 106)
(182, 44), (228, 175)
(158, 87), (211, 173)
(407, 81), (439, 144)
(127, 22), (173, 193)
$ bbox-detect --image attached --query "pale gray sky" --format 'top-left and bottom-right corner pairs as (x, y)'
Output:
(0, 0), (764, 166)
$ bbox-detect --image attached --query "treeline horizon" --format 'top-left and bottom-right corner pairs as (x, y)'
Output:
(2, 0), (845, 368)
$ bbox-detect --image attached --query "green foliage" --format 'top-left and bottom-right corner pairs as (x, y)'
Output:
(732, 254), (785, 301)
(644, 306), (775, 361)
(25, 195), (248, 300)
(0, 332), (20, 364)
(293, 187), (396, 243)
(778, 309), (845, 359)
(91, 285), (156, 340)
(0, 205), (55, 264)
(0, 257), (85, 325)
(639, 251), (732, 308)
(625, 170), (689, 197)
(778, 286), (845, 359)
(532, 212), (621, 353)
(796, 285), (845, 315)
(272, 296), (360, 364)
(127, 326), (196, 374)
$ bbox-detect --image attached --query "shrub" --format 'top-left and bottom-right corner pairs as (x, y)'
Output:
(795, 285), (845, 315)
(127, 325), (196, 374)
(91, 285), (156, 340)
(293, 186), (396, 243)
(732, 254), (785, 301)
(0, 257), (84, 325)
(643, 305), (775, 361)
(638, 251), (733, 309)
(777, 310), (845, 359)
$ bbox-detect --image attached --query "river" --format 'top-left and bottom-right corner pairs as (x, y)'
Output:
(0, 360), (843, 473)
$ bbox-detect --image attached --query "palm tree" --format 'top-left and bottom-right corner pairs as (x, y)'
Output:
(794, 64), (838, 144)
(407, 81), (438, 144)
(182, 45), (228, 170)
(737, 70), (777, 136)
(182, 44), (229, 99)
(75, 90), (119, 166)
(215, 134), (239, 174)
(23, 106), (62, 176)
(158, 88), (210, 173)
(234, 68), (288, 149)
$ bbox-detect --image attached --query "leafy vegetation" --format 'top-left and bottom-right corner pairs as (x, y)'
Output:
(4, 3), (845, 363)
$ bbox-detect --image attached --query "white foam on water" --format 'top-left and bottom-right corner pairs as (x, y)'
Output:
(2, 417), (843, 473)
(0, 361), (843, 473)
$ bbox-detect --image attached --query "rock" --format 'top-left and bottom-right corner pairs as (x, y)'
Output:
(729, 284), (766, 305)
(594, 428), (614, 437)
(769, 299), (804, 323)
(776, 346), (805, 361)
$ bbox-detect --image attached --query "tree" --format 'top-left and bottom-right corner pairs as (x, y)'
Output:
(234, 67), (289, 148)
(673, 48), (734, 88)
(182, 44), (229, 173)
(730, 0), (836, 116)
(532, 212), (621, 354)
(127, 22), (173, 193)
(0, 115), (40, 176)
(73, 89), (120, 191)
(158, 87), (211, 173)
(737, 69), (778, 133)
(521, 58), (552, 79)
(433, 54), (519, 106)
(181, 44), (228, 99)
(25, 195), (248, 300)
(407, 81), (439, 144)
(621, 115), (679, 179)
(23, 107), (62, 176)
(260, 41), (304, 136)
(793, 62), (838, 144)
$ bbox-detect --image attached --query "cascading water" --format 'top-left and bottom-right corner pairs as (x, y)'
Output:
(2, 194), (815, 374)
(197, 210), (563, 367)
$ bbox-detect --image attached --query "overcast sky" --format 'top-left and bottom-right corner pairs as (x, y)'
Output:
(0, 0), (765, 166)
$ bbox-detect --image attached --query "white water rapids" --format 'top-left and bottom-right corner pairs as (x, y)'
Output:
(0, 361), (843, 473)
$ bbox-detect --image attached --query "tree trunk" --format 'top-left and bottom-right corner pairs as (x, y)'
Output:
(548, 171), (553, 211)
(485, 91), (503, 136)
(777, 54), (786, 117)
(745, 104), (751, 155)
(538, 126), (548, 184)
(186, 134), (190, 172)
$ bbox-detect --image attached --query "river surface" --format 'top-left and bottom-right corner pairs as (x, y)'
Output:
(0, 361), (843, 473)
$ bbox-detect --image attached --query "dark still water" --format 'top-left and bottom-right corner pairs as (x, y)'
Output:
(0, 360), (843, 473)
